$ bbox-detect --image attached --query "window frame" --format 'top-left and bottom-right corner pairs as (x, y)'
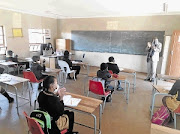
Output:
(28, 29), (46, 52)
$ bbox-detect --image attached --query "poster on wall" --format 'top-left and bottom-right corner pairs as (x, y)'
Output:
(44, 29), (51, 39)
(12, 28), (23, 37)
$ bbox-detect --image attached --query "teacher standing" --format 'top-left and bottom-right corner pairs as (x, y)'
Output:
(144, 37), (162, 82)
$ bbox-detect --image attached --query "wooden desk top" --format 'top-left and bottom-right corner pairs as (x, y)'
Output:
(121, 68), (136, 73)
(72, 61), (89, 66)
(0, 74), (29, 85)
(45, 68), (61, 73)
(152, 85), (172, 94)
(0, 61), (18, 66)
(88, 72), (126, 81)
(66, 92), (103, 114)
(151, 124), (180, 134)
(157, 74), (180, 81)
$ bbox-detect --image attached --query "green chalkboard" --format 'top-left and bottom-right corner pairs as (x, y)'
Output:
(71, 31), (165, 55)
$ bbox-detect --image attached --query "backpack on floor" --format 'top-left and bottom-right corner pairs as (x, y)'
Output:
(151, 105), (170, 125)
(30, 109), (51, 134)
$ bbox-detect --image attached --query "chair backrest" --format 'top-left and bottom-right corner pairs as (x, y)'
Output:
(23, 71), (40, 83)
(89, 80), (105, 95)
(58, 60), (71, 73)
(23, 112), (45, 134)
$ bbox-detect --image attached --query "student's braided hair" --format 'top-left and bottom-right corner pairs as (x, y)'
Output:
(43, 76), (56, 92)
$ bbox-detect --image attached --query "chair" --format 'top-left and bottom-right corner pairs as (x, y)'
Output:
(87, 79), (112, 112)
(23, 70), (43, 91)
(23, 112), (68, 134)
(58, 60), (76, 83)
(23, 111), (45, 134)
(173, 104), (180, 129)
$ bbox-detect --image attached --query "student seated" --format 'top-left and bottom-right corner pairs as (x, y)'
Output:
(162, 80), (180, 121)
(6, 50), (29, 69)
(0, 87), (14, 103)
(97, 63), (114, 102)
(38, 76), (78, 134)
(30, 56), (47, 89)
(63, 50), (81, 79)
(107, 56), (123, 90)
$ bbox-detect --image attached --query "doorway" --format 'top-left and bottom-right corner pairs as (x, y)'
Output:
(166, 31), (180, 77)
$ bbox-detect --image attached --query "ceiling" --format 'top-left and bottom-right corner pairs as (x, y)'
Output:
(0, 0), (180, 18)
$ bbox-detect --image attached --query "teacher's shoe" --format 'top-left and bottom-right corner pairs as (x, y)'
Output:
(144, 78), (150, 81)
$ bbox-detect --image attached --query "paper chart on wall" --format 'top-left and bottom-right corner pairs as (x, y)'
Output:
(63, 95), (81, 107)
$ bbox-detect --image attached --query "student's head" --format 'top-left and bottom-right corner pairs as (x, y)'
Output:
(64, 50), (69, 58)
(7, 50), (13, 57)
(32, 56), (40, 63)
(108, 56), (114, 62)
(153, 37), (159, 44)
(43, 76), (57, 92)
(100, 63), (108, 71)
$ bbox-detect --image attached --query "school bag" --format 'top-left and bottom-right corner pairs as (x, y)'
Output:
(151, 105), (170, 125)
(30, 109), (51, 134)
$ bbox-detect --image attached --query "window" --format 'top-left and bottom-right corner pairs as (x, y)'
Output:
(28, 29), (45, 51)
(0, 26), (6, 54)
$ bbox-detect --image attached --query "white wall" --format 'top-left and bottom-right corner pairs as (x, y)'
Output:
(74, 50), (152, 72)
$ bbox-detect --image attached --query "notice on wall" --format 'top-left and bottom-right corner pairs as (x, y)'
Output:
(44, 29), (51, 39)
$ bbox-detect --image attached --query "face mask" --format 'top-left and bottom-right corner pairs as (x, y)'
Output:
(37, 61), (40, 64)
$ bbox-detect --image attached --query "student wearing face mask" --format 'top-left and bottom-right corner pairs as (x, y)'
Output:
(31, 56), (48, 89)
(144, 37), (162, 82)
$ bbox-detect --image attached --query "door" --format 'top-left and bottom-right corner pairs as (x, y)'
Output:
(166, 31), (180, 76)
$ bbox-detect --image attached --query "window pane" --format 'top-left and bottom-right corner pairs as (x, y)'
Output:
(0, 27), (2, 35)
(0, 36), (3, 44)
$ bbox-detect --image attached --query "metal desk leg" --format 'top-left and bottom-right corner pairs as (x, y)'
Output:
(27, 82), (32, 106)
(124, 80), (127, 100)
(99, 104), (102, 134)
(150, 87), (155, 110)
(174, 113), (177, 129)
(133, 72), (136, 93)
(84, 76), (88, 95)
(126, 81), (130, 104)
(13, 86), (19, 115)
(91, 114), (97, 134)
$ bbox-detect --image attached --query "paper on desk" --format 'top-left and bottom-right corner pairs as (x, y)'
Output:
(119, 68), (124, 71)
(72, 61), (78, 64)
(63, 95), (81, 107)
(0, 76), (11, 82)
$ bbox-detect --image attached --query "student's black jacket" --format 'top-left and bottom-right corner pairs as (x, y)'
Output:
(169, 80), (180, 101)
(107, 62), (120, 74)
(30, 62), (44, 80)
(38, 91), (64, 121)
(63, 56), (72, 67)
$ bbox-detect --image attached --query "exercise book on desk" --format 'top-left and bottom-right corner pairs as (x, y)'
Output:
(0, 76), (11, 82)
(63, 95), (81, 107)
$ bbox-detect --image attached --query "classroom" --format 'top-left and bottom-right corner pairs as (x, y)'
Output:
(0, 0), (180, 134)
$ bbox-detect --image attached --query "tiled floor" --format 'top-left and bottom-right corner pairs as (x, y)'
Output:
(0, 67), (179, 134)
